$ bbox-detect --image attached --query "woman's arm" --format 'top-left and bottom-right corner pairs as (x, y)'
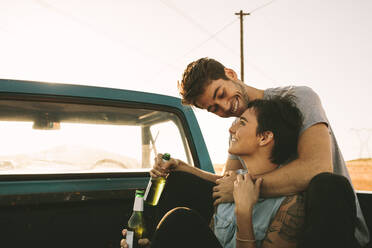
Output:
(150, 153), (222, 183)
(261, 194), (305, 248)
(234, 174), (263, 248)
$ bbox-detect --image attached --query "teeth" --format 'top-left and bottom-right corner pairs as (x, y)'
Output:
(232, 99), (238, 113)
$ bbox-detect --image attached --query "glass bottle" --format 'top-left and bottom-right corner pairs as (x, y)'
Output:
(144, 153), (170, 206)
(127, 190), (146, 248)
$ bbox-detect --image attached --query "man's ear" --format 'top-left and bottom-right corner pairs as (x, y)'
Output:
(259, 131), (274, 146)
(224, 68), (238, 80)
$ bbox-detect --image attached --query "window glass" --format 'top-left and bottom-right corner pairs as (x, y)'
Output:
(0, 99), (192, 174)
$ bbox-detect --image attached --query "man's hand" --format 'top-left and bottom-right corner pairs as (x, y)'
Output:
(120, 229), (151, 248)
(212, 170), (237, 206)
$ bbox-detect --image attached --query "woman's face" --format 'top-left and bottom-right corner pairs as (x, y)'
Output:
(228, 108), (260, 156)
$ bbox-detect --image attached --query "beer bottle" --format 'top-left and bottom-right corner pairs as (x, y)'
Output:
(127, 190), (146, 248)
(144, 153), (170, 206)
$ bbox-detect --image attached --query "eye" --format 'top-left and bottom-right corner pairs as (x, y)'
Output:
(208, 105), (218, 113)
(239, 120), (245, 126)
(218, 91), (225, 99)
(213, 105), (219, 113)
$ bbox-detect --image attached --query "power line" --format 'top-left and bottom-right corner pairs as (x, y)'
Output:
(158, 0), (238, 55)
(33, 0), (180, 72)
(179, 18), (238, 59)
(158, 0), (279, 82)
(249, 0), (278, 14)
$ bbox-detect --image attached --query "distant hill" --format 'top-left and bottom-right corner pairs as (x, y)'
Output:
(346, 158), (372, 166)
(213, 163), (224, 175)
(346, 158), (372, 191)
(0, 145), (140, 174)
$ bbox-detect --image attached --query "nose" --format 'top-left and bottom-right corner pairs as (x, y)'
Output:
(229, 121), (237, 134)
(215, 99), (230, 117)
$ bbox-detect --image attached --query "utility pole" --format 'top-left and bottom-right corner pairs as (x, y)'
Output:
(235, 10), (250, 82)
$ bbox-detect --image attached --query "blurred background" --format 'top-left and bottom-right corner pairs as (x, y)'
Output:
(1, 0), (371, 188)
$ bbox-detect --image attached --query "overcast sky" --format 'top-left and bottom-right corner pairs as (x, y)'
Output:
(1, 0), (372, 164)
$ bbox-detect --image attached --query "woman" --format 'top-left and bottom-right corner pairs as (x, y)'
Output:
(121, 95), (305, 248)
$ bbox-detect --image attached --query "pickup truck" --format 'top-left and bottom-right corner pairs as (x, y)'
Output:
(0, 79), (371, 248)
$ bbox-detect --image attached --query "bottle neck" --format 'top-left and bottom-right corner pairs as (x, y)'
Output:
(133, 196), (144, 211)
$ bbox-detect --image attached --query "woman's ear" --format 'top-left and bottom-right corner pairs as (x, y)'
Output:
(259, 131), (274, 146)
(224, 68), (238, 80)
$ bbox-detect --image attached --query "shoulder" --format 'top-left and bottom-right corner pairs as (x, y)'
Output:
(266, 85), (319, 99)
(263, 194), (305, 246)
(277, 194), (305, 215)
(275, 194), (305, 237)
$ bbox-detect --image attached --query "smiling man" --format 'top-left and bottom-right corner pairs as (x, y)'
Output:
(178, 57), (369, 247)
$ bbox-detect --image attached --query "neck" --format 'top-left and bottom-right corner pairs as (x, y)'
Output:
(240, 152), (278, 179)
(241, 84), (264, 101)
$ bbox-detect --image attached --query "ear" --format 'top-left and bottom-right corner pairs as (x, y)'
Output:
(259, 131), (274, 146)
(224, 68), (238, 80)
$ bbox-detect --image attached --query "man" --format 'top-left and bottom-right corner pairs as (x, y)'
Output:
(176, 57), (369, 247)
(121, 57), (369, 247)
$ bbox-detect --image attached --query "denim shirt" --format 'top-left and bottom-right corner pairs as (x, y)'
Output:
(214, 196), (285, 248)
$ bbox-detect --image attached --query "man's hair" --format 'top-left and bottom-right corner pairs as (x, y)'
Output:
(248, 95), (303, 165)
(178, 57), (228, 105)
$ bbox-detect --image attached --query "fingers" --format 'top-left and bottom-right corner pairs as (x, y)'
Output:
(120, 238), (128, 248)
(156, 153), (163, 162)
(236, 174), (243, 182)
(138, 238), (151, 246)
(213, 197), (221, 207)
(150, 168), (166, 178)
(255, 178), (263, 191)
(212, 191), (219, 199)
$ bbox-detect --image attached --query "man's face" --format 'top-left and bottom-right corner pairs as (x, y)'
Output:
(194, 78), (249, 118)
(228, 108), (259, 155)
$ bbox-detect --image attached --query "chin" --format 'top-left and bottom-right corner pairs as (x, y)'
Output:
(228, 148), (237, 154)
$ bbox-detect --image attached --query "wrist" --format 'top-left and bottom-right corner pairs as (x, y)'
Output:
(235, 205), (254, 218)
(175, 159), (189, 171)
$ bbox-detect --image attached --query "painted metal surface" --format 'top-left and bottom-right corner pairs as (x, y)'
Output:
(0, 79), (214, 198)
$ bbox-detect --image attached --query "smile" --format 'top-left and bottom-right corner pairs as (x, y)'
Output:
(231, 97), (238, 114)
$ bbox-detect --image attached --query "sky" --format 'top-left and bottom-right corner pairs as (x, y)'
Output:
(1, 0), (372, 164)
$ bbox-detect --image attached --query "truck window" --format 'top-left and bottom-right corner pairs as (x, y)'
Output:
(0, 99), (193, 175)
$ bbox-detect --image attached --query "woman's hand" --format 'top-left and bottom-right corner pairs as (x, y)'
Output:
(233, 174), (263, 212)
(149, 153), (183, 178)
(120, 229), (151, 248)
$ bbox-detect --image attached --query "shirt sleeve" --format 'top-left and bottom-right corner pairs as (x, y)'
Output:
(293, 86), (329, 135)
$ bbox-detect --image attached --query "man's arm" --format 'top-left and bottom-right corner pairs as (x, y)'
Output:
(260, 123), (333, 197)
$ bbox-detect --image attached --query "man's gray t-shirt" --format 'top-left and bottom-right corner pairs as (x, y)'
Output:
(227, 86), (369, 246)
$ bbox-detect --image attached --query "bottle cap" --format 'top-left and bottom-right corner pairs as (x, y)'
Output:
(135, 189), (145, 198)
(133, 191), (144, 211)
(162, 153), (171, 161)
